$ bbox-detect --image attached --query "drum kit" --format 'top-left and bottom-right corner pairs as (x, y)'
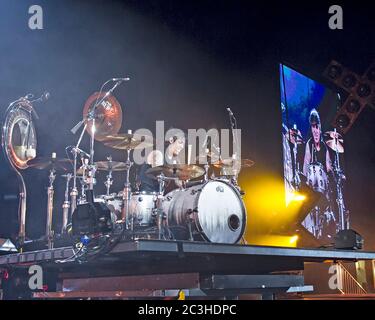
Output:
(2, 85), (253, 249)
(286, 125), (348, 239)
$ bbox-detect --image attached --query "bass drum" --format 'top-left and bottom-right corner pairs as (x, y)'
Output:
(163, 180), (246, 244)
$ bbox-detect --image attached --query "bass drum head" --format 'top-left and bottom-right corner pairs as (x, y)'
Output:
(165, 180), (246, 244)
(197, 180), (246, 243)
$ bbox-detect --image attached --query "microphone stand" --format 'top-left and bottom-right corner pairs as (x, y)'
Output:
(227, 108), (240, 187)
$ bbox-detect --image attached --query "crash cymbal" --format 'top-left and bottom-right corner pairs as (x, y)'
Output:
(83, 92), (122, 141)
(146, 164), (205, 181)
(326, 139), (344, 153)
(212, 158), (255, 169)
(27, 157), (72, 171)
(103, 133), (154, 150)
(324, 131), (343, 140)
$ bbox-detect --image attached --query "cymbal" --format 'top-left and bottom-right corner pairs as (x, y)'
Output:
(146, 164), (205, 181)
(27, 157), (72, 171)
(324, 131), (343, 140)
(83, 92), (122, 141)
(286, 129), (304, 144)
(96, 160), (127, 171)
(76, 161), (126, 175)
(103, 133), (154, 150)
(212, 158), (255, 169)
(326, 139), (344, 153)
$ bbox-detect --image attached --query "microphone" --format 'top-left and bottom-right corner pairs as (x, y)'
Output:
(226, 107), (234, 116)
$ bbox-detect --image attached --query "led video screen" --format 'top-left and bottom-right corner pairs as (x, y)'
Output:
(280, 64), (349, 241)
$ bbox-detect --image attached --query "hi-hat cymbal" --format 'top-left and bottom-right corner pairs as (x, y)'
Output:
(27, 157), (72, 171)
(83, 92), (122, 141)
(146, 164), (205, 181)
(103, 133), (154, 150)
(212, 158), (255, 169)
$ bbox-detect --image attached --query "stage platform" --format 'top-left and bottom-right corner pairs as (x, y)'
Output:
(1, 240), (375, 299)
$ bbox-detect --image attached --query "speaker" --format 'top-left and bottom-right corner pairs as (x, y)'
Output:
(334, 229), (364, 250)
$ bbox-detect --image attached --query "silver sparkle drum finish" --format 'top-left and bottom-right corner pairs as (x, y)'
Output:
(129, 192), (157, 226)
(307, 162), (328, 195)
(163, 180), (246, 244)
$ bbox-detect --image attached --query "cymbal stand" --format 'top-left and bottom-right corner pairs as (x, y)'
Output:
(61, 173), (72, 234)
(333, 128), (348, 230)
(46, 162), (56, 249)
(156, 173), (166, 240)
(291, 126), (301, 190)
(121, 146), (133, 233)
(70, 123), (87, 215)
(104, 156), (113, 196)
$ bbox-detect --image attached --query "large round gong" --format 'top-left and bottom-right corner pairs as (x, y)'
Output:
(3, 104), (37, 169)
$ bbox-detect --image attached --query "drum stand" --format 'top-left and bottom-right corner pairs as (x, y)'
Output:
(155, 174), (174, 240)
(332, 129), (348, 230)
(104, 156), (114, 196)
(121, 148), (133, 233)
(292, 137), (301, 190)
(61, 173), (72, 234)
(46, 168), (56, 249)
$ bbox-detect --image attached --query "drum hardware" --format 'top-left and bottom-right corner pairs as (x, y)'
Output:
(61, 173), (72, 234)
(103, 131), (154, 231)
(2, 94), (43, 247)
(146, 164), (205, 181)
(27, 154), (70, 249)
(70, 79), (126, 238)
(325, 128), (347, 230)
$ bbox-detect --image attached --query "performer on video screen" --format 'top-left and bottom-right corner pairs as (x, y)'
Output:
(303, 109), (332, 177)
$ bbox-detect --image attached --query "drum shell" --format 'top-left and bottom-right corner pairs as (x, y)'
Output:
(129, 192), (157, 226)
(163, 180), (246, 244)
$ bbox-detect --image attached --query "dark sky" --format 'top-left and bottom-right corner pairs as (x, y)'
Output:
(0, 0), (374, 247)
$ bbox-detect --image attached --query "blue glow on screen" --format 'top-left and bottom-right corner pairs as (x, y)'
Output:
(280, 64), (326, 137)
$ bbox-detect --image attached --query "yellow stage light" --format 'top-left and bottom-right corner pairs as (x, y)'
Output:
(289, 235), (299, 244)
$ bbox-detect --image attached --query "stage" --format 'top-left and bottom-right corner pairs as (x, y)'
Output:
(1, 240), (375, 299)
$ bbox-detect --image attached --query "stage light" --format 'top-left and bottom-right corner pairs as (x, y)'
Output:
(327, 65), (342, 79)
(342, 74), (357, 88)
(291, 193), (306, 202)
(356, 83), (372, 98)
(366, 67), (375, 82)
(324, 60), (375, 134)
(345, 99), (361, 113)
(289, 235), (299, 244)
(336, 114), (350, 129)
